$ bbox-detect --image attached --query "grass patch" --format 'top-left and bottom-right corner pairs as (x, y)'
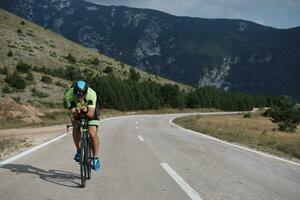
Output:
(0, 118), (29, 129)
(174, 114), (300, 159)
(31, 88), (49, 98)
(38, 111), (70, 126)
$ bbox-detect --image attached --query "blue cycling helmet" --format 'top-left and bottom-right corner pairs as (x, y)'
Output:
(73, 80), (88, 98)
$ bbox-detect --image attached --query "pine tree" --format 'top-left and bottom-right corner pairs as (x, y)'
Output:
(269, 95), (300, 132)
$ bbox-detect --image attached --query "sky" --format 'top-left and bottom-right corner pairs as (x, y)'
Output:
(85, 0), (300, 29)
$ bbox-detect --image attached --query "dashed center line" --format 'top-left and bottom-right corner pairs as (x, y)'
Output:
(160, 162), (203, 200)
(138, 135), (144, 142)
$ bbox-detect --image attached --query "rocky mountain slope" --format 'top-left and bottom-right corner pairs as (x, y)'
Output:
(1, 0), (299, 99)
(0, 8), (189, 105)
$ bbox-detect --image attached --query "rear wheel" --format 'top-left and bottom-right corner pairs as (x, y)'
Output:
(80, 139), (86, 188)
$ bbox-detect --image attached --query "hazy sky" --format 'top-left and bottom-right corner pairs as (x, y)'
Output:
(85, 0), (300, 29)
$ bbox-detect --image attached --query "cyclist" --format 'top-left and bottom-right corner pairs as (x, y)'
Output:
(64, 80), (101, 171)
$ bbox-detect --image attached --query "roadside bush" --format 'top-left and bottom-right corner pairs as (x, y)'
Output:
(17, 29), (22, 33)
(262, 109), (272, 117)
(244, 113), (252, 118)
(20, 20), (25, 25)
(41, 75), (52, 84)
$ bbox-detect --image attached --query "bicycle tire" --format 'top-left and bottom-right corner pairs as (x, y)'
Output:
(86, 137), (92, 179)
(80, 139), (86, 188)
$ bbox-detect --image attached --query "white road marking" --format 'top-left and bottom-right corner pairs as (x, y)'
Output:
(138, 135), (144, 142)
(0, 134), (68, 166)
(160, 163), (203, 200)
(0, 112), (253, 168)
(169, 118), (300, 166)
(136, 121), (139, 124)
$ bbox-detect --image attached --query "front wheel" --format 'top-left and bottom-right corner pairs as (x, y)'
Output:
(86, 138), (92, 180)
(80, 139), (86, 188)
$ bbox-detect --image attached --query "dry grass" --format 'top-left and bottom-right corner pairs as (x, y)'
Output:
(174, 114), (300, 159)
(0, 138), (32, 160)
(0, 108), (219, 130)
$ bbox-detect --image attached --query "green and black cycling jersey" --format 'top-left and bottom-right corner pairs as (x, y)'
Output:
(64, 87), (100, 126)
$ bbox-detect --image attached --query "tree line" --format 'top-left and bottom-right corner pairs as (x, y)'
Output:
(1, 62), (274, 111)
(88, 75), (273, 111)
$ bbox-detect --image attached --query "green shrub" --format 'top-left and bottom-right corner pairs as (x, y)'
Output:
(16, 62), (32, 73)
(103, 66), (113, 74)
(20, 20), (25, 25)
(129, 68), (140, 82)
(262, 109), (272, 117)
(55, 81), (68, 88)
(25, 71), (34, 81)
(0, 67), (8, 75)
(90, 57), (100, 65)
(64, 53), (76, 64)
(41, 75), (52, 84)
(12, 96), (21, 104)
(17, 29), (22, 33)
(2, 86), (12, 93)
(31, 88), (49, 98)
(7, 50), (13, 57)
(5, 71), (26, 90)
(244, 113), (252, 118)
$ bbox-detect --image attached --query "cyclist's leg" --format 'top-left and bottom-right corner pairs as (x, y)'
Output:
(71, 116), (81, 151)
(88, 124), (99, 157)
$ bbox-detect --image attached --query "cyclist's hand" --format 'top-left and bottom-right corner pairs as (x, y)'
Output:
(71, 107), (81, 114)
(81, 106), (88, 113)
(71, 107), (77, 114)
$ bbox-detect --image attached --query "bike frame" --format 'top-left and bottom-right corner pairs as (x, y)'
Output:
(67, 112), (92, 188)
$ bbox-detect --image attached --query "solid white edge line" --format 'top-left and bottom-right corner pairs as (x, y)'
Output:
(138, 135), (144, 142)
(0, 134), (67, 166)
(169, 118), (300, 167)
(0, 112), (257, 167)
(0, 115), (127, 167)
(160, 162), (203, 200)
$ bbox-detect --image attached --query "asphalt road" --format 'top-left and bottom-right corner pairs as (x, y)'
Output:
(0, 114), (299, 200)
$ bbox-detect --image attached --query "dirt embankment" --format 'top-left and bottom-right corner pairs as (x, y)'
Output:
(0, 98), (67, 161)
(0, 97), (44, 123)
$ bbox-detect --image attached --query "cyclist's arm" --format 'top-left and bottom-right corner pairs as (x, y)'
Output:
(86, 99), (96, 119)
(65, 89), (80, 118)
(86, 107), (95, 119)
(70, 102), (80, 119)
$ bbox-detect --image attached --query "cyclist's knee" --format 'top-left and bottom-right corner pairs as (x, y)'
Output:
(88, 126), (98, 138)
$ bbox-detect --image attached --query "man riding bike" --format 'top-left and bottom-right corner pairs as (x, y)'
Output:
(64, 80), (101, 171)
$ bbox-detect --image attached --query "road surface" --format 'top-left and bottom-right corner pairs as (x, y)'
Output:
(0, 114), (299, 200)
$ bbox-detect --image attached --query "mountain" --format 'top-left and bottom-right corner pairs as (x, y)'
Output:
(1, 0), (300, 99)
(0, 8), (190, 106)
